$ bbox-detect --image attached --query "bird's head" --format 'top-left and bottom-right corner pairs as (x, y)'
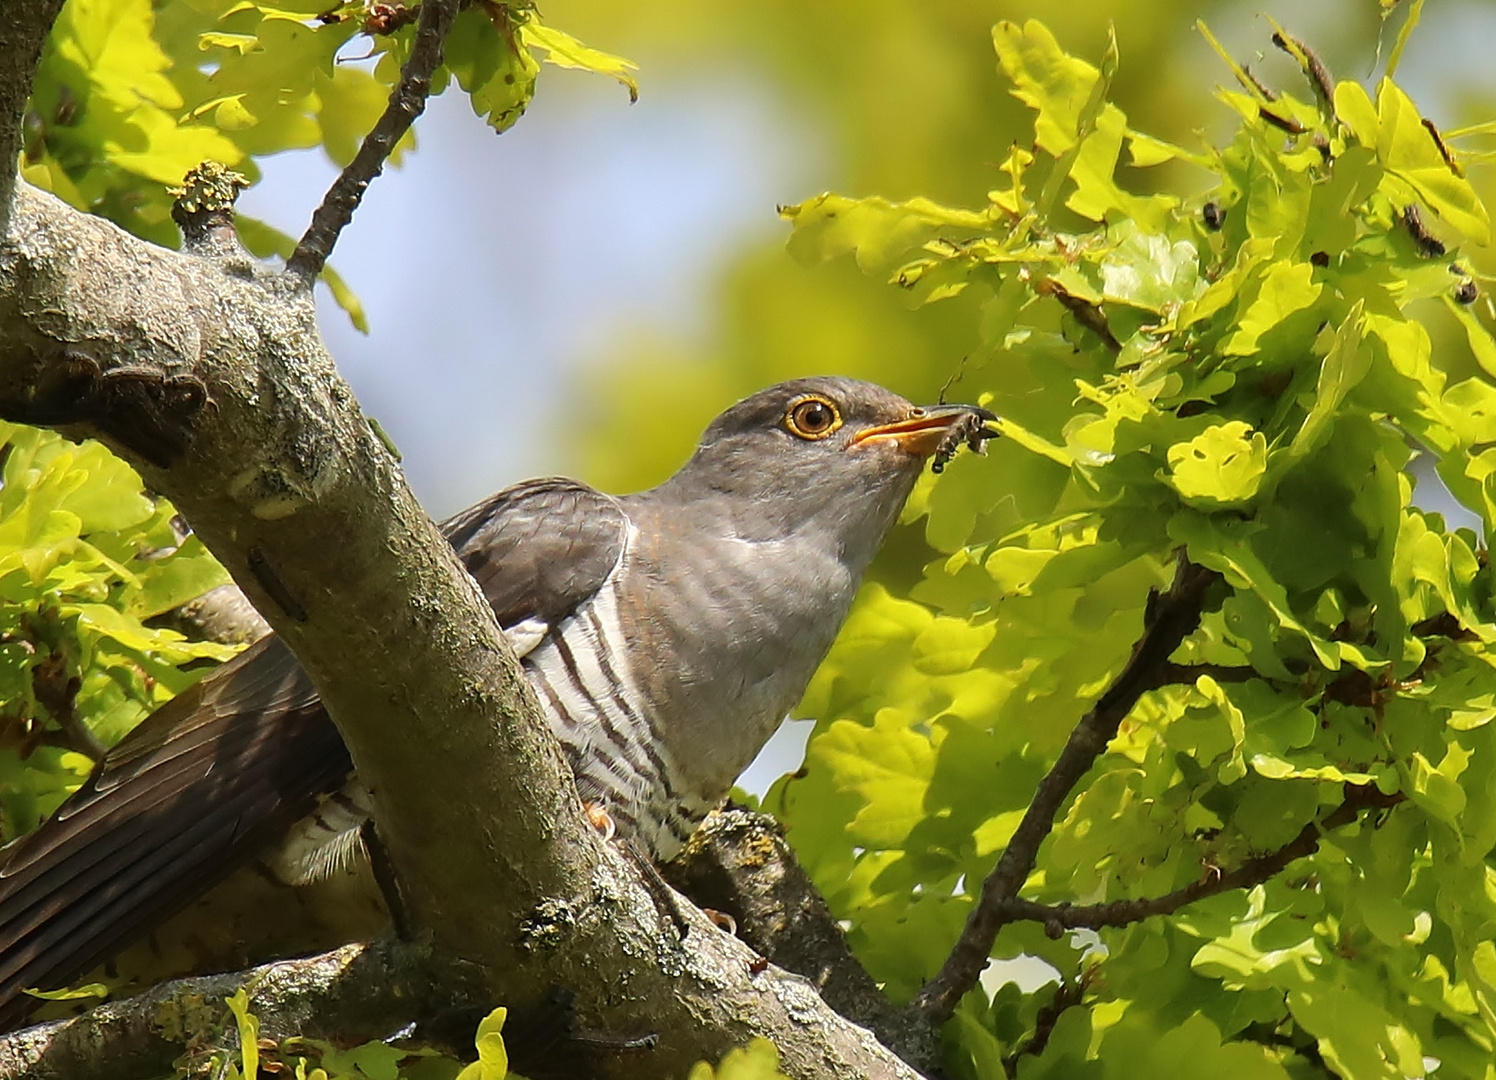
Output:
(654, 376), (997, 558)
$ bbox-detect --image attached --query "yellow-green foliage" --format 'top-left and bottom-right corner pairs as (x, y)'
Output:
(0, 423), (234, 842)
(763, 14), (1496, 1078)
(208, 999), (785, 1080)
(687, 1039), (793, 1080)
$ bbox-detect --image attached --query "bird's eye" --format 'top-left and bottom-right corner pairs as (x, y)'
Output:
(785, 396), (842, 440)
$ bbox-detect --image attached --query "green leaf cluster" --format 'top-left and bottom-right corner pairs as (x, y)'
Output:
(194, 991), (487, 1080)
(0, 423), (234, 843)
(440, 3), (636, 133)
(774, 15), (1496, 1078)
(687, 1039), (793, 1080)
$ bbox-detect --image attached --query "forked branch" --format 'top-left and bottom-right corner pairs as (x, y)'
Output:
(911, 558), (1220, 1025)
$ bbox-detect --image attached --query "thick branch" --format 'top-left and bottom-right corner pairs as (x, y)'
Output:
(994, 783), (1404, 933)
(1, 176), (585, 976)
(0, 9), (924, 1069)
(0, 941), (490, 1080)
(160, 582), (272, 646)
(912, 559), (1220, 1024)
(286, 0), (457, 278)
(0, 0), (65, 234)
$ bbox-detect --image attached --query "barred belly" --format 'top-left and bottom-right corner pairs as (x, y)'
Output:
(269, 544), (717, 884)
(522, 565), (713, 861)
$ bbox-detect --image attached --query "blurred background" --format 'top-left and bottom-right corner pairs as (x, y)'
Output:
(238, 0), (1496, 791)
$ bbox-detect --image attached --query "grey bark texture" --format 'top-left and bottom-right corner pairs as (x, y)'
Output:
(163, 583), (272, 645)
(0, 2), (925, 1076)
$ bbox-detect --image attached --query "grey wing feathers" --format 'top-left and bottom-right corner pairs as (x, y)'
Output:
(0, 636), (351, 1029)
(443, 477), (628, 635)
(0, 477), (624, 1030)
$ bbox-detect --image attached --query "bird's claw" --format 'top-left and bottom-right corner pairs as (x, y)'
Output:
(702, 908), (738, 936)
(583, 801), (617, 843)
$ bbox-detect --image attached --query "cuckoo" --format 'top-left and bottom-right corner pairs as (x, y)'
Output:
(0, 376), (994, 1027)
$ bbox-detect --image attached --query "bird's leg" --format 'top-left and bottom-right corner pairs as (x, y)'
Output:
(360, 818), (413, 940)
(620, 838), (692, 942)
(582, 800), (616, 842)
(701, 909), (738, 935)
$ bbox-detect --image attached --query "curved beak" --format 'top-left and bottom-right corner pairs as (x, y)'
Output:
(849, 403), (999, 457)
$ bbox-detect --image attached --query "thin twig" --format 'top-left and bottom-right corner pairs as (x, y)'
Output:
(911, 558), (1220, 1025)
(29, 648), (105, 760)
(286, 0), (460, 278)
(1002, 974), (1088, 1078)
(995, 783), (1403, 933)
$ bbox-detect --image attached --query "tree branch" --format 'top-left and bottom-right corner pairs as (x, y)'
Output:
(28, 649), (104, 761)
(160, 582), (272, 646)
(1153, 662), (1258, 687)
(0, 0), (66, 235)
(911, 558), (1220, 1025)
(993, 783), (1404, 933)
(286, 0), (458, 278)
(1002, 974), (1087, 1079)
(0, 175), (582, 982)
(0, 941), (491, 1080)
(0, 8), (945, 1072)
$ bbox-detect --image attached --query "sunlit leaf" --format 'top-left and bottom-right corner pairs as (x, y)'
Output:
(519, 19), (638, 102)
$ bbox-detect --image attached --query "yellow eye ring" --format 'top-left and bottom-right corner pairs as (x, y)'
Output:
(784, 395), (843, 440)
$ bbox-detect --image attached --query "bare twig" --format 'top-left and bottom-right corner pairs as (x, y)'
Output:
(993, 783), (1404, 933)
(0, 0), (68, 234)
(911, 559), (1220, 1025)
(1152, 662), (1258, 688)
(286, 0), (459, 278)
(30, 654), (104, 760)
